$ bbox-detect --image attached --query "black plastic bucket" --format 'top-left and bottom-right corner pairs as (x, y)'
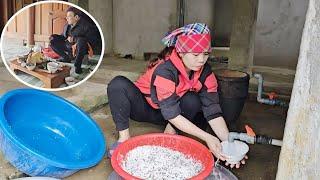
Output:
(214, 69), (250, 131)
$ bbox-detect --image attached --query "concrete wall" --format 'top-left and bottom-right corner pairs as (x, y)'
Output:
(88, 0), (113, 54)
(184, 0), (233, 47)
(276, 0), (320, 178)
(70, 0), (113, 54)
(69, 0), (88, 10)
(214, 0), (233, 47)
(228, 0), (258, 72)
(113, 0), (178, 58)
(184, 0), (215, 35)
(254, 0), (309, 70)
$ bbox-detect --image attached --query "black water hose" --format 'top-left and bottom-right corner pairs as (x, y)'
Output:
(255, 135), (282, 146)
(255, 135), (273, 144)
(229, 132), (283, 146)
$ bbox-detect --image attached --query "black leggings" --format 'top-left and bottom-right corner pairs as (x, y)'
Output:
(107, 76), (208, 131)
(49, 34), (88, 73)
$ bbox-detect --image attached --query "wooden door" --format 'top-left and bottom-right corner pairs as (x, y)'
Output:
(34, 3), (69, 43)
(4, 2), (69, 45)
(51, 3), (69, 35)
(1, 0), (42, 32)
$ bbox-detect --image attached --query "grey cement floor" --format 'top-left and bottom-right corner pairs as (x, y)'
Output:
(0, 56), (288, 179)
(64, 101), (286, 180)
(1, 102), (286, 180)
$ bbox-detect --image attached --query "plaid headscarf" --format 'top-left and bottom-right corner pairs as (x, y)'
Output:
(162, 23), (211, 53)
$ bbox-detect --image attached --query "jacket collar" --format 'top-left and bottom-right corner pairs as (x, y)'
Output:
(169, 49), (203, 82)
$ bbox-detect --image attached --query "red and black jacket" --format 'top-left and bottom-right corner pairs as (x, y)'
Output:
(135, 49), (222, 121)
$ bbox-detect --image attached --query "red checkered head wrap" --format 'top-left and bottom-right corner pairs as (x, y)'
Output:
(162, 23), (212, 53)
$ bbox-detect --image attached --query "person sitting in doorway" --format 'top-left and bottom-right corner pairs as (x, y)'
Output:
(49, 7), (102, 75)
(106, 23), (247, 168)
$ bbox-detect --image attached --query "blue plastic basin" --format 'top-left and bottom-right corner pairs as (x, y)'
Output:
(0, 89), (106, 178)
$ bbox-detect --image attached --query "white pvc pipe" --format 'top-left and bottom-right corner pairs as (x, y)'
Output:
(271, 139), (283, 146)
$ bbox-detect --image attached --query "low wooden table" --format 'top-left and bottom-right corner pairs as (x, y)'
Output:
(9, 59), (71, 88)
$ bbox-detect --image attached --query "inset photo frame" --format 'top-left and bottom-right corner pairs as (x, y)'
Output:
(0, 0), (105, 91)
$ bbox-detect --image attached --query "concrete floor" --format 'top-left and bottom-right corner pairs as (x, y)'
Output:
(0, 101), (286, 179)
(63, 99), (287, 180)
(0, 56), (288, 180)
(231, 101), (287, 179)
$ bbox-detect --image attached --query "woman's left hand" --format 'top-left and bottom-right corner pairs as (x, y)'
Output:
(223, 155), (248, 168)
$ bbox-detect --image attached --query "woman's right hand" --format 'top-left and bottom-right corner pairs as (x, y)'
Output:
(205, 135), (226, 161)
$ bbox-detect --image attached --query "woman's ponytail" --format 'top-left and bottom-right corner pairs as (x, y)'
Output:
(147, 46), (174, 69)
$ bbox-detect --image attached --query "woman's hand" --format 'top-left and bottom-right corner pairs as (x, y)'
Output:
(206, 134), (248, 169)
(205, 135), (226, 161)
(224, 155), (248, 169)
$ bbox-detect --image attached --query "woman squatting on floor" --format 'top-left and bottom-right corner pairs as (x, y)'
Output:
(107, 23), (247, 168)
